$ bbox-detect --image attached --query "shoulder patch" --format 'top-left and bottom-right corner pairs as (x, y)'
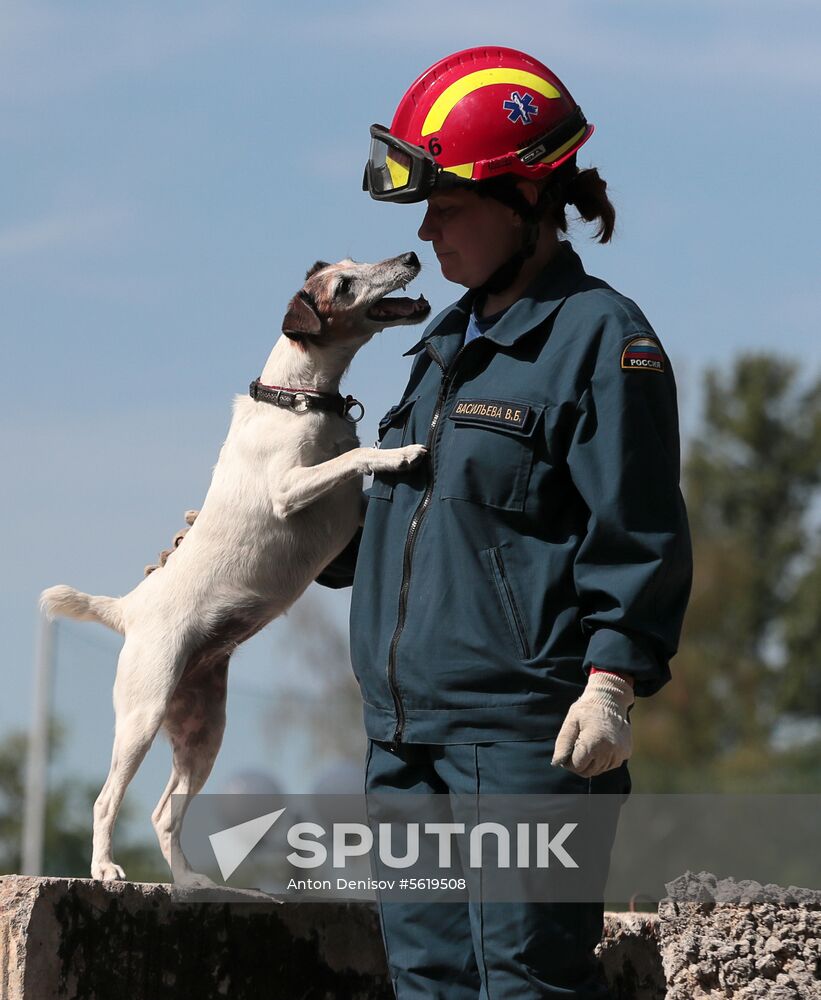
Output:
(621, 336), (665, 373)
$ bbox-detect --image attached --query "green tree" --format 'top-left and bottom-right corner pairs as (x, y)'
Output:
(632, 354), (821, 791)
(779, 544), (821, 719)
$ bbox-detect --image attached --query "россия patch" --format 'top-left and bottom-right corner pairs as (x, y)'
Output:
(620, 336), (665, 373)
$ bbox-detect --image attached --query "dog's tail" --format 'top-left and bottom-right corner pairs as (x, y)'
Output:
(40, 585), (125, 635)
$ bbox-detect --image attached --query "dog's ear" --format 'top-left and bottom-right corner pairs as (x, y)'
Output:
(282, 292), (322, 340)
(305, 260), (330, 281)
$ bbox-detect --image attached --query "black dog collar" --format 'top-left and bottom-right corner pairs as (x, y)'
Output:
(249, 379), (364, 422)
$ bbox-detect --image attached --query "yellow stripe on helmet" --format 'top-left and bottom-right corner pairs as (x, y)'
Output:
(442, 162), (474, 179)
(421, 69), (561, 137)
(531, 125), (587, 165)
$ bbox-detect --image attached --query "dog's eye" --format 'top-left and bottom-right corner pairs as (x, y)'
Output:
(335, 277), (352, 298)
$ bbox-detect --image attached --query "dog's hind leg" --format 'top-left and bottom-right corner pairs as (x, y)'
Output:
(91, 637), (187, 881)
(151, 655), (229, 889)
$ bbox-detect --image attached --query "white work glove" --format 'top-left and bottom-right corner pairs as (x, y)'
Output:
(551, 671), (635, 778)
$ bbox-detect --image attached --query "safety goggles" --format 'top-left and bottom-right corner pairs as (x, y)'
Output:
(362, 124), (468, 204)
(362, 108), (591, 204)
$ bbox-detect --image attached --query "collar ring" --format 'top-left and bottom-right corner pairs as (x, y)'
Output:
(344, 396), (365, 423)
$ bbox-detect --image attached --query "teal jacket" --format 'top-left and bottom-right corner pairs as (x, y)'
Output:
(319, 240), (693, 747)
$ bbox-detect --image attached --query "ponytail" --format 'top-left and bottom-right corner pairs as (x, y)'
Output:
(477, 159), (618, 246)
(553, 165), (616, 244)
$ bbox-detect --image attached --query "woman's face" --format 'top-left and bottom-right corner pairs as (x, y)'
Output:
(417, 188), (523, 288)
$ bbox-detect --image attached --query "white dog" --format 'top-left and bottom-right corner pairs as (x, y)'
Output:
(41, 253), (430, 887)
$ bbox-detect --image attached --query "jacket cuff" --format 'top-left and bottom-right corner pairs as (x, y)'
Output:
(590, 666), (635, 687)
(583, 627), (671, 698)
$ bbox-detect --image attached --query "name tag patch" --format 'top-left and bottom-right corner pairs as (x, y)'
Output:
(621, 336), (665, 373)
(449, 398), (531, 432)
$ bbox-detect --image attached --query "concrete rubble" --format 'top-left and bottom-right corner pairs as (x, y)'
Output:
(659, 871), (821, 999)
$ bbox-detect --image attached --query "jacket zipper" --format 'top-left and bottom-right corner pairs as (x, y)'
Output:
(489, 547), (531, 660)
(386, 341), (467, 750)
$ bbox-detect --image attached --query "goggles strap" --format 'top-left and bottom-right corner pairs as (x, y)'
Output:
(472, 162), (576, 297)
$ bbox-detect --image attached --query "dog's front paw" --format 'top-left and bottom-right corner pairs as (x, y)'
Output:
(373, 444), (428, 473)
(92, 860), (127, 881)
(398, 444), (428, 467)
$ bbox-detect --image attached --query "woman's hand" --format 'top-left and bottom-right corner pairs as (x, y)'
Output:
(551, 671), (635, 778)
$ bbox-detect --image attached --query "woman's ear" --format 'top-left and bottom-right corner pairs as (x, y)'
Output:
(516, 179), (541, 208)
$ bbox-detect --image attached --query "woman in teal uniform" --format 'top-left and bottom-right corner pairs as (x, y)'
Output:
(318, 45), (693, 999)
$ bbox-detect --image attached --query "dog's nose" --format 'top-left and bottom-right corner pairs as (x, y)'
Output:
(400, 251), (420, 268)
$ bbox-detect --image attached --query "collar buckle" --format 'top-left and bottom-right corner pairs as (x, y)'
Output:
(250, 378), (360, 420)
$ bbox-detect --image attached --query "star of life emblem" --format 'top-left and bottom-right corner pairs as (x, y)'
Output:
(503, 91), (539, 125)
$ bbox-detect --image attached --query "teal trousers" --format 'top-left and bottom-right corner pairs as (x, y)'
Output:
(364, 737), (630, 1000)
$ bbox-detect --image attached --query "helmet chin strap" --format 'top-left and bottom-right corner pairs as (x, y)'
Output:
(471, 161), (576, 302)
(475, 216), (540, 298)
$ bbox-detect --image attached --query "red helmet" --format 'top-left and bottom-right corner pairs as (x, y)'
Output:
(364, 46), (593, 203)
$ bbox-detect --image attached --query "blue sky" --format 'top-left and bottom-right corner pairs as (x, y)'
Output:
(3, 1), (820, 854)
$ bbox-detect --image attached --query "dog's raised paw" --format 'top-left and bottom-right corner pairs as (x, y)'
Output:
(396, 444), (428, 467)
(368, 444), (428, 472)
(375, 444), (428, 472)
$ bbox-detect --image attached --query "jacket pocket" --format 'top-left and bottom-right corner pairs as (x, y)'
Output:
(484, 545), (532, 660)
(367, 395), (418, 502)
(438, 398), (545, 511)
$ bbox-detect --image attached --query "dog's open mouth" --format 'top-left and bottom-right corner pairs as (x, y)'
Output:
(367, 295), (431, 322)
